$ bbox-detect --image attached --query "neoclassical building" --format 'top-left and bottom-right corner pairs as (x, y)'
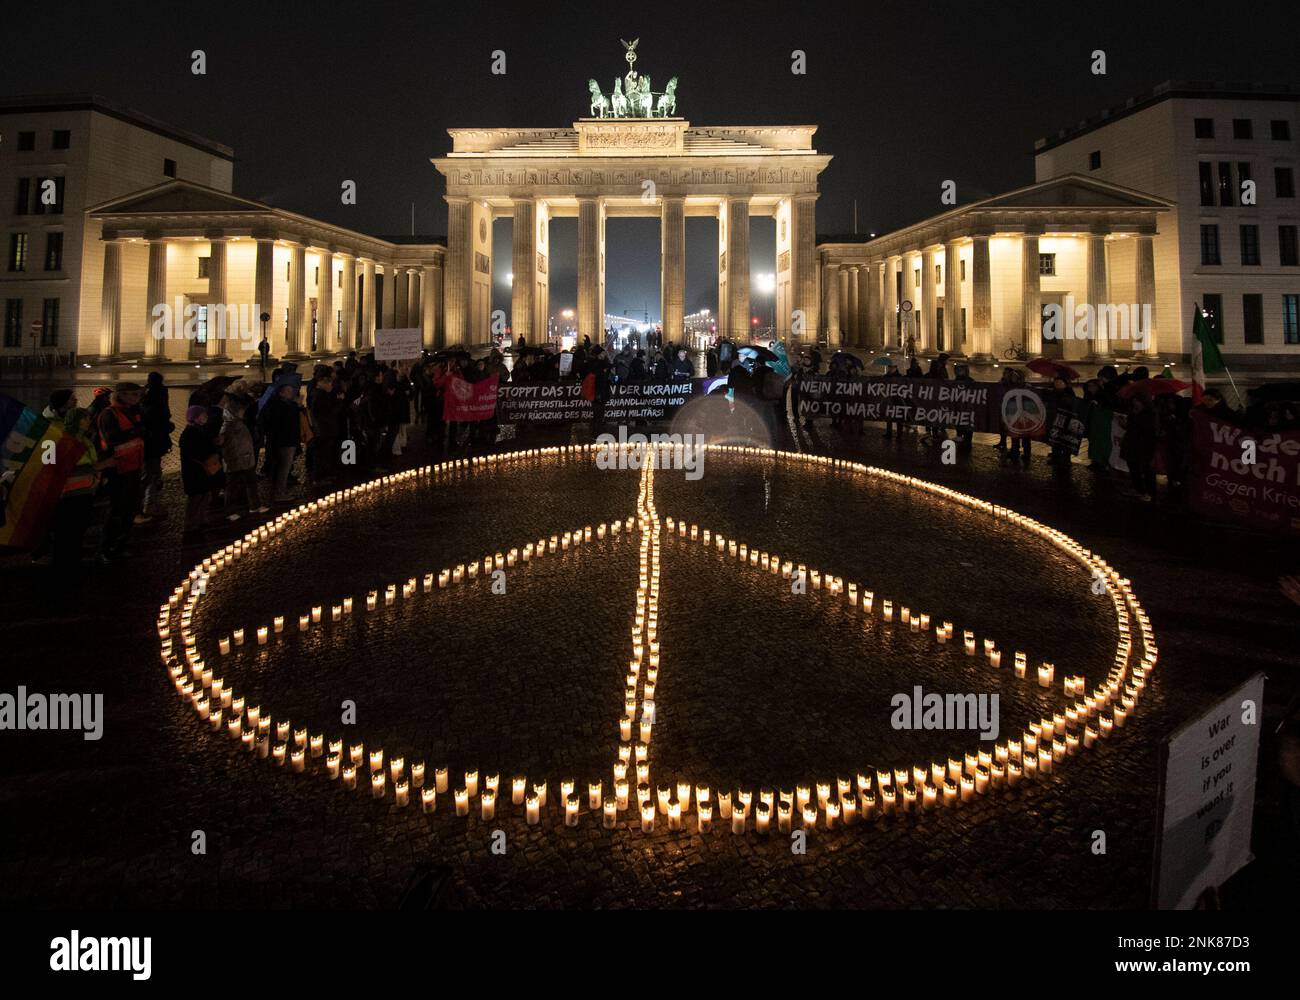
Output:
(87, 181), (444, 361)
(432, 118), (830, 346)
(816, 175), (1171, 362)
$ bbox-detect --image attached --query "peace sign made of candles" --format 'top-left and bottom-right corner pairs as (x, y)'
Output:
(157, 444), (1156, 837)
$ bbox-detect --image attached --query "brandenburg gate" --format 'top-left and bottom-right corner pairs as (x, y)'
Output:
(432, 41), (831, 345)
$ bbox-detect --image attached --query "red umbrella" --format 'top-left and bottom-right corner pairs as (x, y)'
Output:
(1118, 378), (1190, 399)
(1026, 358), (1081, 381)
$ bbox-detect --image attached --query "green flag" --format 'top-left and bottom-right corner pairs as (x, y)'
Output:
(1192, 305), (1225, 374)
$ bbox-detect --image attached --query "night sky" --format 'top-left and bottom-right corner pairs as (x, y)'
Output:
(3, 0), (1294, 321)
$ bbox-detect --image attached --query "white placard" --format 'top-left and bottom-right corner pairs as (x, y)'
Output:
(373, 327), (423, 361)
(558, 352), (574, 376)
(1153, 672), (1265, 909)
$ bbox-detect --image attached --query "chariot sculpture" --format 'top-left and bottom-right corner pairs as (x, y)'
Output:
(585, 40), (680, 119)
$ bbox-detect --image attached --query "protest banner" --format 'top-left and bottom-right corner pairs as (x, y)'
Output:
(373, 327), (423, 361)
(443, 373), (500, 422)
(1189, 411), (1300, 534)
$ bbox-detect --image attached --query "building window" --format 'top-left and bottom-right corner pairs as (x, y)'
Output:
(1088, 150), (1101, 170)
(41, 298), (59, 347)
(1271, 120), (1291, 141)
(338, 268), (343, 288)
(1218, 162), (1235, 206)
(16, 131), (35, 151)
(163, 158), (177, 178)
(1242, 294), (1263, 345)
(1284, 294), (1299, 344)
(32, 176), (65, 215)
(8, 233), (28, 272)
(197, 256), (210, 278)
(913, 268), (920, 289)
(314, 266), (320, 286)
(935, 263), (942, 285)
(1237, 161), (1252, 194)
(1240, 225), (1260, 265)
(1276, 166), (1295, 198)
(1198, 162), (1215, 206)
(1232, 118), (1253, 140)
(959, 259), (966, 281)
(14, 177), (31, 215)
(286, 261), (291, 282)
(44, 231), (63, 271)
(194, 305), (207, 345)
(3, 299), (21, 347)
(1194, 117), (1215, 139)
(1202, 294), (1223, 343)
(51, 129), (70, 150)
(1200, 225), (1221, 265)
(1281, 226), (1299, 267)
(1037, 253), (1055, 275)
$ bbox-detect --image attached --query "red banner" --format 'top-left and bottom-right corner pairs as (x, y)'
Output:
(443, 374), (500, 422)
(1190, 411), (1300, 534)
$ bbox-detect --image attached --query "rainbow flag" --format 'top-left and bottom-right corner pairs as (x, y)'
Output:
(0, 393), (86, 550)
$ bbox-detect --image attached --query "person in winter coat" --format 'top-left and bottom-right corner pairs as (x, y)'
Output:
(1046, 375), (1078, 467)
(670, 348), (694, 378)
(97, 382), (146, 562)
(265, 384), (303, 502)
(179, 405), (219, 535)
(1120, 393), (1158, 501)
(221, 397), (265, 516)
(310, 373), (343, 481)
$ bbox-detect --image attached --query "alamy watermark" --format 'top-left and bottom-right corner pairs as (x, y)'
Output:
(151, 298), (263, 350)
(1042, 297), (1152, 351)
(595, 426), (706, 480)
(1, 687), (104, 740)
(890, 685), (999, 740)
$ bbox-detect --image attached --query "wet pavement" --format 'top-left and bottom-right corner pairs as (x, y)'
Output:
(0, 399), (1296, 910)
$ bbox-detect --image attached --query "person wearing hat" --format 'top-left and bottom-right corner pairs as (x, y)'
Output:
(97, 382), (146, 562)
(139, 371), (174, 520)
(42, 388), (77, 422)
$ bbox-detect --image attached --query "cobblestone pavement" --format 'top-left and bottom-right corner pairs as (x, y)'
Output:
(0, 412), (1295, 910)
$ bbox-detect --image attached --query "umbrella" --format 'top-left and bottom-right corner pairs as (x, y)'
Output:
(1246, 381), (1300, 404)
(257, 371), (302, 411)
(189, 375), (238, 407)
(873, 356), (895, 367)
(1118, 378), (1190, 399)
(834, 351), (865, 367)
(1026, 358), (1081, 381)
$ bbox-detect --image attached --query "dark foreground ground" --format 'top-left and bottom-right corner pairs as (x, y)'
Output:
(0, 393), (1296, 909)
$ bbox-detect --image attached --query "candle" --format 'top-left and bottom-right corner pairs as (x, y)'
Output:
(566, 796), (580, 827)
(698, 805), (713, 832)
(310, 734), (323, 758)
(481, 790), (497, 820)
(273, 615), (284, 633)
(657, 785), (671, 815)
(394, 780), (410, 807)
(298, 615), (309, 632)
(343, 766), (357, 790)
(718, 792), (732, 820)
(731, 807), (746, 834)
(369, 749), (384, 773)
(256, 626), (268, 645)
(533, 782), (547, 808)
(390, 756), (405, 782)
(588, 782), (602, 810)
(465, 770), (479, 797)
(435, 767), (449, 793)
(454, 788), (469, 816)
(640, 803), (656, 832)
(218, 637), (230, 655)
(513, 776), (528, 805)
(755, 803), (771, 834)
(234, 628), (245, 646)
(421, 788), (436, 813)
(411, 762), (425, 788)
(526, 795), (540, 825)
(327, 754), (342, 779)
(371, 772), (386, 798)
(801, 805), (818, 829)
(603, 800), (618, 828)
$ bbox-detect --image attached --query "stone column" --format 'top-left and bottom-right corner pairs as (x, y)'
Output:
(443, 198), (470, 344)
(381, 263), (397, 330)
(856, 264), (872, 349)
(1135, 235), (1158, 357)
(394, 268), (409, 328)
(726, 196), (750, 339)
(823, 262), (841, 345)
(317, 251), (334, 355)
(846, 266), (860, 348)
(1021, 234), (1042, 355)
(286, 243), (308, 358)
(206, 236), (230, 360)
(792, 194), (819, 343)
(660, 195), (685, 342)
(969, 235), (993, 360)
(866, 263), (883, 349)
(421, 264), (438, 349)
(921, 249), (937, 354)
(902, 253), (920, 349)
(1086, 233), (1110, 358)
(144, 238), (167, 361)
(407, 269), (421, 332)
(339, 254), (356, 351)
(254, 237), (275, 354)
(511, 199), (536, 341)
(577, 197), (601, 340)
(98, 239), (122, 361)
(944, 242), (962, 355)
(883, 257), (898, 348)
(838, 268), (850, 345)
(361, 259), (376, 348)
